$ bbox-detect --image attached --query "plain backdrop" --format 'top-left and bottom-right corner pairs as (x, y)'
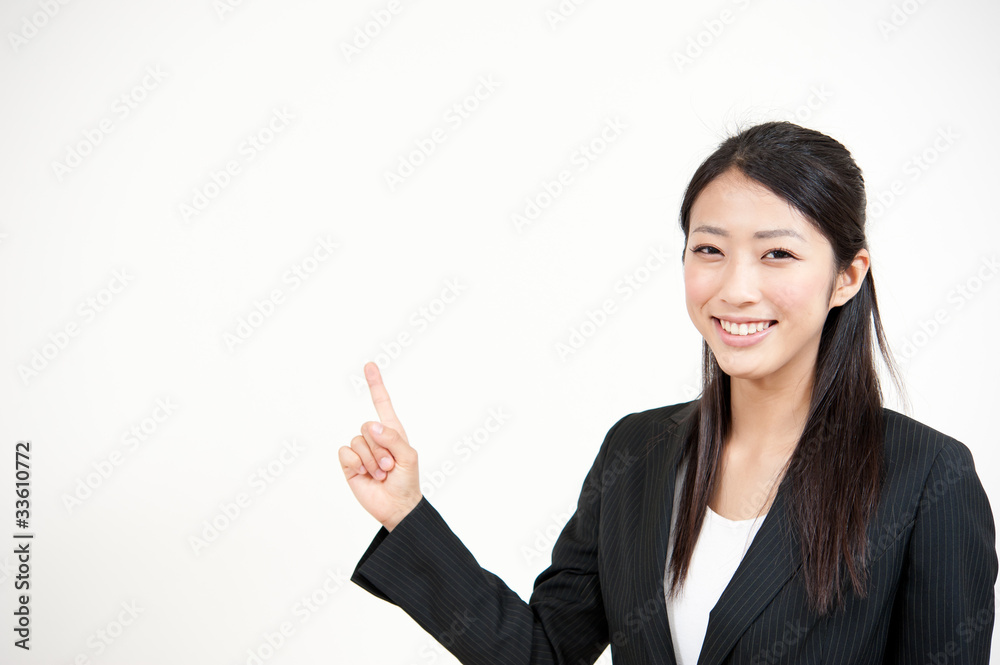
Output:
(1, 0), (998, 663)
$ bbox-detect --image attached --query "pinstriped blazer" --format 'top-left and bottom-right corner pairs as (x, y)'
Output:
(351, 400), (997, 664)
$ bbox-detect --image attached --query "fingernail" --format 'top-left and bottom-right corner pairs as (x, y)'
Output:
(358, 466), (367, 475)
(371, 422), (383, 435)
(379, 457), (392, 470)
(374, 468), (386, 480)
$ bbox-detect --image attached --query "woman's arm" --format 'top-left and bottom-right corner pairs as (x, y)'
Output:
(350, 415), (623, 665)
(882, 439), (998, 664)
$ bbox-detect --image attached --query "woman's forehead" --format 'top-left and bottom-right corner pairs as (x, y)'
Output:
(690, 191), (819, 241)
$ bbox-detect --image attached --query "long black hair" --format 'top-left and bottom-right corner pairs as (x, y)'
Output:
(665, 120), (907, 617)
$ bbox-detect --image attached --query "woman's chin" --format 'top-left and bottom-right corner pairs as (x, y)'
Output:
(712, 357), (770, 381)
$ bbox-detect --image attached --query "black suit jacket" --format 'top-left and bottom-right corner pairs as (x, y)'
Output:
(352, 400), (997, 664)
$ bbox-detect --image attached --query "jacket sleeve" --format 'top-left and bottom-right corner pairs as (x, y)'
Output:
(883, 438), (998, 664)
(350, 415), (627, 665)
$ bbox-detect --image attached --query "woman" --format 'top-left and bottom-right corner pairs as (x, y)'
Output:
(340, 121), (997, 664)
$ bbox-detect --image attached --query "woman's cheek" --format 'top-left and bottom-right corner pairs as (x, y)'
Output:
(684, 268), (713, 302)
(768, 275), (826, 326)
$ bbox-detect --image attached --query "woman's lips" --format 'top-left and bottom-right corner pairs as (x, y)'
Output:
(713, 317), (777, 347)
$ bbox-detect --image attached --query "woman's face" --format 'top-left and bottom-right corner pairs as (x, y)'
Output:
(683, 168), (851, 388)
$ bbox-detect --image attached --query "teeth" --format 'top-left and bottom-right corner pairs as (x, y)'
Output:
(720, 319), (772, 336)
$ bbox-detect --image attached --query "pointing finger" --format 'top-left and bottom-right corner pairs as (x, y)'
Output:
(364, 362), (406, 438)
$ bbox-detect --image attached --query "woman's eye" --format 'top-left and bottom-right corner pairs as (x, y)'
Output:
(690, 245), (720, 255)
(764, 248), (795, 259)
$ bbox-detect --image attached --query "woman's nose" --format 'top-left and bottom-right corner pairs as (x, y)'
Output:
(718, 258), (761, 306)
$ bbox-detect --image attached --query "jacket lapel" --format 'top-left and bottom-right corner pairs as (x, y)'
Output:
(639, 401), (804, 665)
(696, 471), (802, 665)
(639, 402), (695, 662)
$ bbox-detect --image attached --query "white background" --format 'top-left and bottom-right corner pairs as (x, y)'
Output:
(1, 0), (998, 663)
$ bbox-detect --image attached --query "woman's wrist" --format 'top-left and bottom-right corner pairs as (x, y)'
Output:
(383, 495), (424, 532)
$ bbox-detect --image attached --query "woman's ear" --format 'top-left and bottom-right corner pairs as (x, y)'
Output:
(830, 249), (870, 308)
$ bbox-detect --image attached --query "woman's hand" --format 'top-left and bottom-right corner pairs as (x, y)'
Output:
(339, 362), (422, 532)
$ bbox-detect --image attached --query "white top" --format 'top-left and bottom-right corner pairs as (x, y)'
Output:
(663, 461), (767, 665)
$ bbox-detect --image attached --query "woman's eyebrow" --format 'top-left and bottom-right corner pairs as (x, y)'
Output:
(690, 224), (728, 236)
(754, 228), (805, 240)
(690, 225), (804, 241)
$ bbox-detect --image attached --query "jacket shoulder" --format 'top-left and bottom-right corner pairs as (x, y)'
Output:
(602, 399), (697, 441)
(878, 408), (985, 522)
(613, 399), (699, 431)
(881, 407), (976, 474)
(596, 400), (699, 458)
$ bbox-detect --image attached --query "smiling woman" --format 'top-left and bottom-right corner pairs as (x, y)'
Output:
(341, 121), (998, 665)
(667, 123), (899, 660)
(683, 168), (866, 379)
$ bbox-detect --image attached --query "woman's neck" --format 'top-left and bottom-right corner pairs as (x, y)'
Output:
(728, 375), (812, 458)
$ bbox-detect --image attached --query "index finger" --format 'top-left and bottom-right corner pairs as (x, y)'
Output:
(364, 362), (403, 431)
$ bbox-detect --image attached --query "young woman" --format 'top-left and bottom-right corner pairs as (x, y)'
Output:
(340, 121), (997, 664)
